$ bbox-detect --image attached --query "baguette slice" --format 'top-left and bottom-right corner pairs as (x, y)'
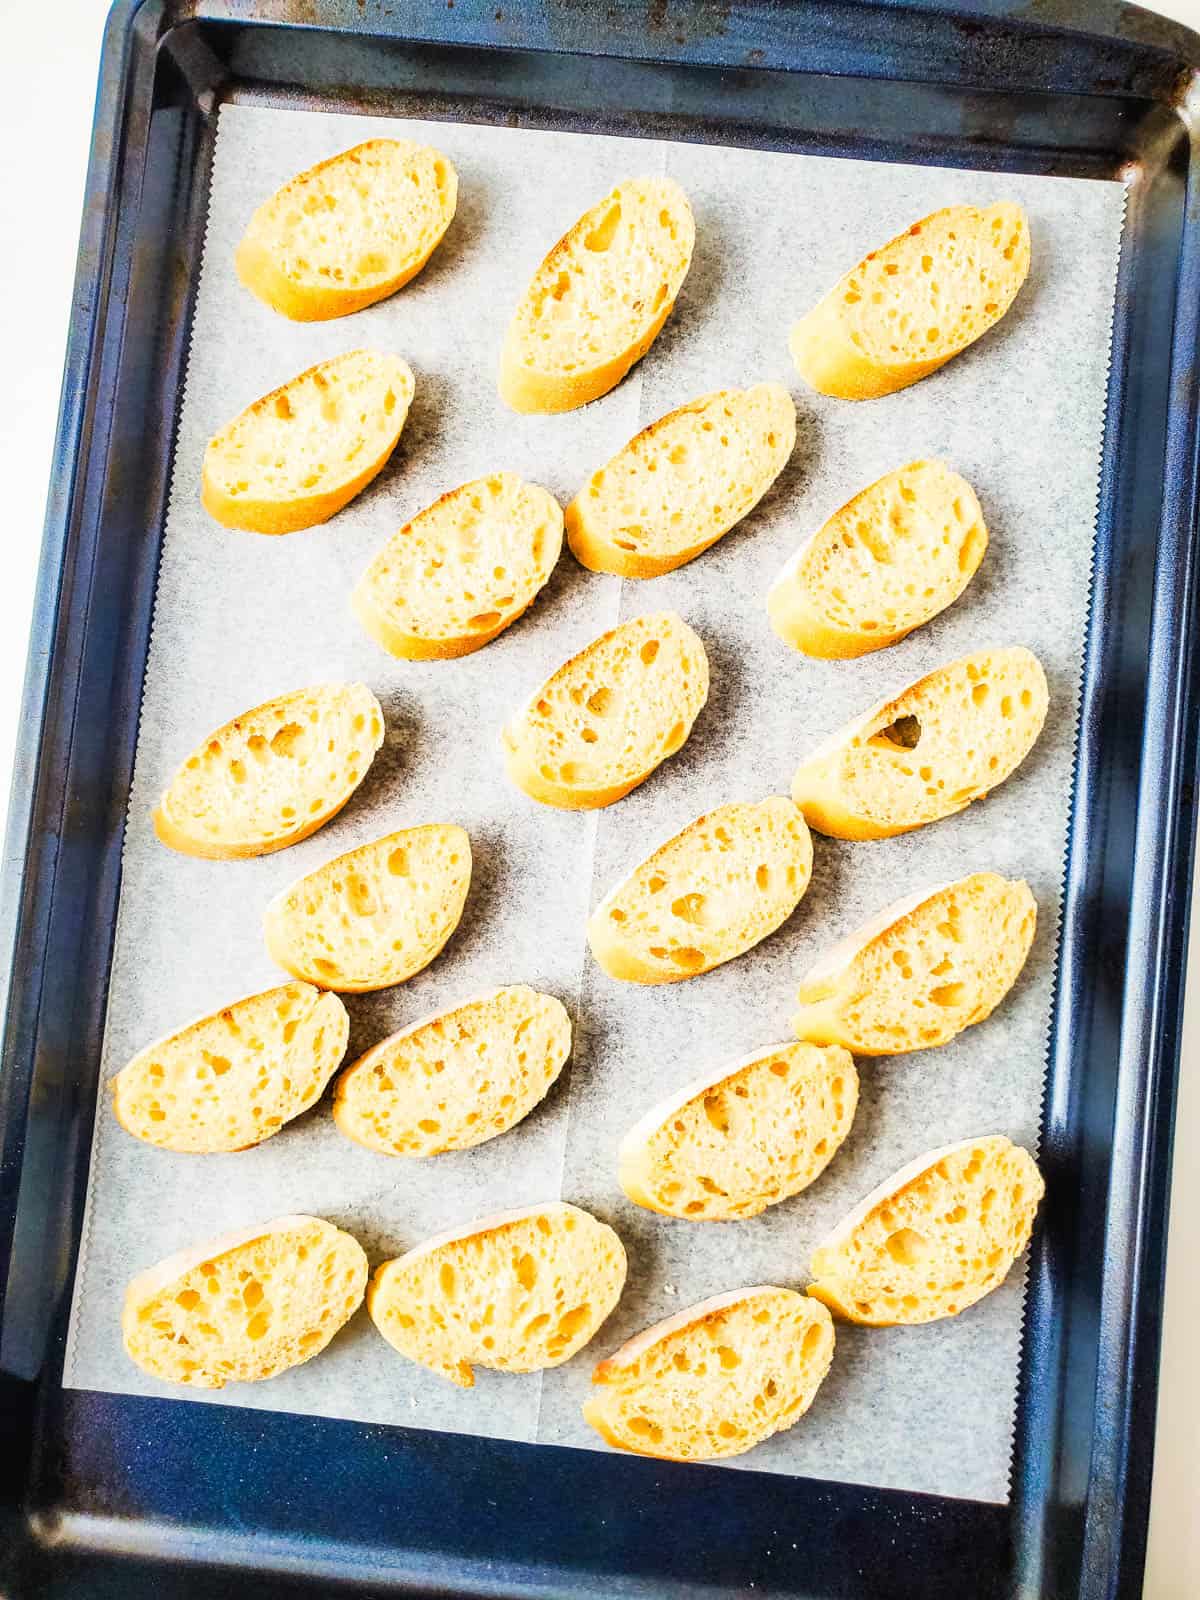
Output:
(153, 682), (384, 860)
(352, 472), (564, 660)
(368, 1202), (626, 1387)
(588, 797), (813, 984)
(122, 1215), (368, 1387)
(584, 1287), (835, 1461)
(501, 612), (708, 810)
(565, 385), (796, 578)
(808, 1135), (1044, 1324)
(619, 1041), (857, 1220)
(264, 824), (471, 993)
(236, 139), (457, 321)
(768, 460), (988, 658)
(111, 982), (349, 1153)
(792, 873), (1036, 1055)
(790, 645), (1048, 839)
(499, 177), (695, 414)
(333, 985), (571, 1155)
(202, 350), (414, 535)
(790, 203), (1031, 400)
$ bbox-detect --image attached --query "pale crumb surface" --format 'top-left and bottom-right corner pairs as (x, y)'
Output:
(567, 384), (795, 577)
(502, 611), (708, 808)
(355, 472), (563, 658)
(112, 982), (348, 1153)
(809, 1136), (1044, 1324)
(793, 872), (1037, 1054)
(368, 1203), (626, 1386)
(769, 459), (987, 656)
(791, 646), (1048, 836)
(123, 1216), (368, 1387)
(589, 797), (813, 982)
(155, 682), (384, 857)
(620, 1041), (857, 1219)
(584, 1287), (834, 1460)
(265, 823), (471, 992)
(334, 985), (571, 1156)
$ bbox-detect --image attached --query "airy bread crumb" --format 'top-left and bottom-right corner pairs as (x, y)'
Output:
(808, 1136), (1044, 1324)
(368, 1202), (626, 1386)
(589, 797), (813, 984)
(791, 203), (1030, 399)
(334, 986), (571, 1156)
(123, 1215), (368, 1387)
(566, 384), (796, 578)
(264, 823), (471, 993)
(153, 682), (384, 860)
(501, 611), (708, 810)
(236, 139), (457, 321)
(790, 645), (1048, 838)
(112, 982), (348, 1153)
(792, 872), (1037, 1055)
(584, 1286), (835, 1461)
(499, 177), (694, 413)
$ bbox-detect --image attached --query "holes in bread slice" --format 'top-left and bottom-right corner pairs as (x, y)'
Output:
(870, 713), (921, 751)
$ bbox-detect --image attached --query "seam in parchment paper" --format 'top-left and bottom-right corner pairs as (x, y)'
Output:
(64, 104), (1128, 1503)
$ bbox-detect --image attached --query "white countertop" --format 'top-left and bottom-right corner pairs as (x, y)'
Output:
(1, 2), (1196, 1591)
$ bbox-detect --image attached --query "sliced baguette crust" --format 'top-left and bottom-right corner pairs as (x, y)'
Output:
(588, 797), (813, 985)
(791, 873), (1036, 1055)
(352, 473), (564, 660)
(584, 1287), (835, 1461)
(808, 1135), (1044, 1324)
(790, 203), (1030, 400)
(367, 1202), (626, 1387)
(235, 140), (458, 321)
(264, 824), (471, 993)
(499, 177), (695, 414)
(790, 645), (1048, 839)
(201, 351), (415, 534)
(153, 683), (385, 860)
(333, 985), (571, 1155)
(111, 983), (349, 1153)
(619, 1042), (857, 1220)
(768, 460), (988, 658)
(565, 385), (796, 578)
(501, 612), (709, 810)
(122, 1215), (368, 1387)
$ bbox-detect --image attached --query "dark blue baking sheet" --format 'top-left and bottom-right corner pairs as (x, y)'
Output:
(2, 1), (1199, 1595)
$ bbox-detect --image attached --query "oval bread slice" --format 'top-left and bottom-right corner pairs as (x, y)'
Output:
(501, 612), (709, 810)
(790, 645), (1048, 839)
(264, 824), (471, 993)
(499, 177), (695, 414)
(122, 1215), (368, 1387)
(588, 797), (813, 984)
(111, 982), (349, 1153)
(565, 385), (796, 578)
(808, 1135), (1044, 1324)
(235, 139), (458, 321)
(333, 986), (571, 1156)
(153, 682), (385, 860)
(201, 350), (415, 535)
(583, 1287), (835, 1461)
(768, 460), (988, 658)
(790, 202), (1031, 400)
(352, 472), (564, 660)
(367, 1202), (627, 1387)
(792, 873), (1036, 1056)
(619, 1041), (857, 1220)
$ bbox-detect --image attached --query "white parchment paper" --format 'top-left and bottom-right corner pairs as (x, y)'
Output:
(64, 103), (1125, 1503)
